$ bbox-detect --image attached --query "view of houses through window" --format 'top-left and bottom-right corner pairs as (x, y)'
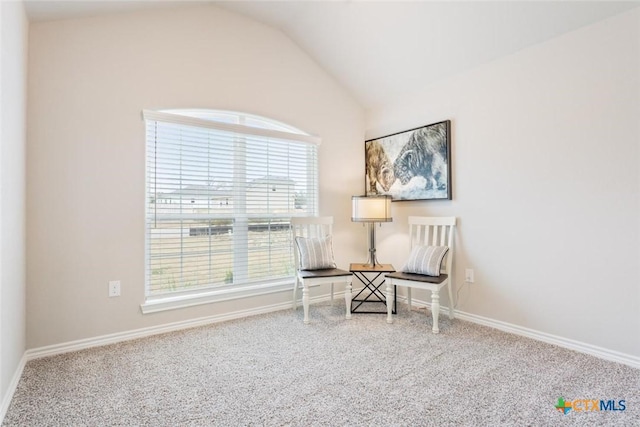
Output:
(144, 110), (319, 298)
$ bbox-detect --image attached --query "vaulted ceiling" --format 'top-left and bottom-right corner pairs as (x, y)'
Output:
(24, 1), (640, 110)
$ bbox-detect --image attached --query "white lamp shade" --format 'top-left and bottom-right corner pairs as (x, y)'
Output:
(351, 195), (392, 222)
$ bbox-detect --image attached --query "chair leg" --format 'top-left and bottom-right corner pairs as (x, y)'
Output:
(292, 280), (298, 310)
(302, 284), (310, 324)
(447, 281), (455, 320)
(344, 278), (352, 320)
(386, 282), (394, 324)
(431, 289), (440, 334)
(331, 283), (334, 301)
(407, 288), (412, 310)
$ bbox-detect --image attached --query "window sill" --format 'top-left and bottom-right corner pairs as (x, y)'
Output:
(140, 280), (294, 314)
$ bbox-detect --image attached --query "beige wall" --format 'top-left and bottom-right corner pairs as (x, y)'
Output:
(27, 5), (365, 348)
(1, 0), (28, 411)
(367, 9), (640, 357)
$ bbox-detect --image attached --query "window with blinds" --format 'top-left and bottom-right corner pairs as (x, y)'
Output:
(144, 110), (319, 298)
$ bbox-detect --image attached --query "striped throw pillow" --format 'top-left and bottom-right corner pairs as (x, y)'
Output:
(402, 245), (449, 276)
(295, 235), (337, 270)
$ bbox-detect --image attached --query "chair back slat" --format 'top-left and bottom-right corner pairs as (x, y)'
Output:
(408, 216), (457, 275)
(291, 217), (332, 237)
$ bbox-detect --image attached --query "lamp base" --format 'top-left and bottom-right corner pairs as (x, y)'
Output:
(365, 222), (380, 267)
(363, 259), (380, 268)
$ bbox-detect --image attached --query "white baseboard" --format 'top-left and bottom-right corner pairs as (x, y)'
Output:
(0, 354), (27, 424)
(21, 290), (640, 370)
(24, 291), (350, 361)
(405, 296), (640, 369)
(25, 300), (293, 360)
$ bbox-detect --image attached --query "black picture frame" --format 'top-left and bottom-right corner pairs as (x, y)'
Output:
(365, 120), (451, 201)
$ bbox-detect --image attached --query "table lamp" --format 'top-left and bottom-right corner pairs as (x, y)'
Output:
(351, 195), (392, 267)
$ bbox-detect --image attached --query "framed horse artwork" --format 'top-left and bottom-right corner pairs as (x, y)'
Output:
(365, 120), (452, 201)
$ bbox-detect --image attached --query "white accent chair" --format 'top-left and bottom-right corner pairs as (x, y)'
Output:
(291, 217), (353, 324)
(385, 216), (456, 333)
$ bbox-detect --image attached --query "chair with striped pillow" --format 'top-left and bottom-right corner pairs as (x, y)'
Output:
(385, 216), (457, 333)
(291, 217), (353, 324)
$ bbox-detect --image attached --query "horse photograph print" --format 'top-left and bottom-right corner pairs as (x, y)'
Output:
(365, 120), (451, 201)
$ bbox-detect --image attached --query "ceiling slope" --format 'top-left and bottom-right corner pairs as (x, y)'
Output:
(25, 0), (640, 109)
(218, 1), (640, 109)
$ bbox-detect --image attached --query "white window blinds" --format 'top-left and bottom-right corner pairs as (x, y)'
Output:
(144, 110), (319, 297)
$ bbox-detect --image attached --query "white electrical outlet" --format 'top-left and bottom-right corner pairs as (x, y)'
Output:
(109, 280), (121, 297)
(465, 269), (475, 284)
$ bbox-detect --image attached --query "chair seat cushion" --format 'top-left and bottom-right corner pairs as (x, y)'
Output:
(299, 268), (352, 279)
(386, 271), (448, 284)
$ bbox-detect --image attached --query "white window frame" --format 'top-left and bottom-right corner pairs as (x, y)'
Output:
(141, 109), (320, 314)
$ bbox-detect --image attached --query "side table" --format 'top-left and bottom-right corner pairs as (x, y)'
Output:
(349, 263), (396, 314)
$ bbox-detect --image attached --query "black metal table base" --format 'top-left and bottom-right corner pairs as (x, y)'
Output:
(351, 271), (396, 314)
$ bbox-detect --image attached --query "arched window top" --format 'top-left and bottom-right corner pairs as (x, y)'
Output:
(162, 109), (307, 135)
(144, 109), (320, 146)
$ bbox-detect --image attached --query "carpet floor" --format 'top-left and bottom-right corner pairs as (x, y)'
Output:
(3, 302), (639, 426)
